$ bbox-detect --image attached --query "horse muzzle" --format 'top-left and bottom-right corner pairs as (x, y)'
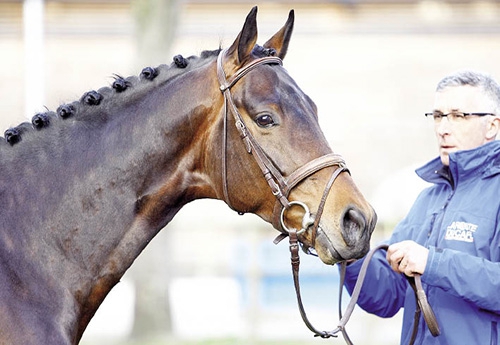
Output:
(314, 205), (377, 265)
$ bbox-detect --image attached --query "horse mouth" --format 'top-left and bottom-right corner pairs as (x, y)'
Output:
(310, 205), (376, 265)
(313, 226), (371, 265)
(313, 228), (344, 265)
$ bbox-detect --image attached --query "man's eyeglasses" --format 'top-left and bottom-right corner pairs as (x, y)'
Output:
(424, 111), (496, 123)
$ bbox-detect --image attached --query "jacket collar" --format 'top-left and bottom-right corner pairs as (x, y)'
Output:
(416, 141), (500, 186)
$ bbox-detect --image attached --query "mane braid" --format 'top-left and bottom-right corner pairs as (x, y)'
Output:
(0, 49), (222, 148)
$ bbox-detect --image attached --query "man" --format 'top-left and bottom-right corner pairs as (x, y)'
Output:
(344, 70), (500, 344)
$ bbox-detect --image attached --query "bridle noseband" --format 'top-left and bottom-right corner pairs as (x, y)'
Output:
(216, 49), (349, 246)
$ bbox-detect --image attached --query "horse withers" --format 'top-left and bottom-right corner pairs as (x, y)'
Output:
(0, 7), (376, 344)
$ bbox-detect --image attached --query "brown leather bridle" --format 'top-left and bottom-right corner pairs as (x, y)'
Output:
(216, 49), (440, 343)
(217, 49), (348, 245)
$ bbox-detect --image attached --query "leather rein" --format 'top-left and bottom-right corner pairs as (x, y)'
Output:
(216, 50), (440, 343)
(288, 240), (440, 344)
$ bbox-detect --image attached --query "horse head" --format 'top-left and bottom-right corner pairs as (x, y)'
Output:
(212, 7), (377, 264)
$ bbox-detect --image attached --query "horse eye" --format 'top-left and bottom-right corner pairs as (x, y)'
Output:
(255, 114), (275, 128)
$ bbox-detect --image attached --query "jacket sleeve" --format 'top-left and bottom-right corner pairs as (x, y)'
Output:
(342, 193), (428, 318)
(424, 246), (500, 314)
(343, 246), (408, 318)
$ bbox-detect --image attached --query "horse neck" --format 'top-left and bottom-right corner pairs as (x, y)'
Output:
(0, 59), (223, 342)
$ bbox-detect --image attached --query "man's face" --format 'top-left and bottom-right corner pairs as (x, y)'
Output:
(432, 85), (497, 166)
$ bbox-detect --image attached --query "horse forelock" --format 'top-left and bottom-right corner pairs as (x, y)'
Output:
(0, 48), (223, 153)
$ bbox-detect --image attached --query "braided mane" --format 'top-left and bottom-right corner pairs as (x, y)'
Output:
(0, 49), (221, 149)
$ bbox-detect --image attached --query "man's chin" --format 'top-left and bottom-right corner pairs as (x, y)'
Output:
(439, 149), (453, 166)
(440, 155), (449, 166)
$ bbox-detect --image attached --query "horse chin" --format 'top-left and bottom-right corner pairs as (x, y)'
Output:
(313, 229), (343, 265)
(315, 245), (342, 265)
(313, 227), (370, 266)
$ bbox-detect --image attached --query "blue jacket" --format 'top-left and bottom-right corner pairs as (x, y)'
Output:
(344, 141), (500, 345)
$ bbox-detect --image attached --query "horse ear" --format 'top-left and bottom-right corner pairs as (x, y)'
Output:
(263, 9), (294, 60)
(226, 6), (259, 66)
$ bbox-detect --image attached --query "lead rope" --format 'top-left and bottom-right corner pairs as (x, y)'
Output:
(289, 241), (440, 344)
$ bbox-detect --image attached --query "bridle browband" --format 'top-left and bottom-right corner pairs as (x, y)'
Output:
(216, 49), (440, 343)
(216, 49), (348, 244)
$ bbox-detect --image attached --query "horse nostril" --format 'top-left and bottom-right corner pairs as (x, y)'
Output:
(341, 207), (366, 247)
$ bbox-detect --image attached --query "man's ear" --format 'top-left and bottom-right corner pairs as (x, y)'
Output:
(486, 116), (500, 140)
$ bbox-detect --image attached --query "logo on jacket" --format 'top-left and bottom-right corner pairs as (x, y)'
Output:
(444, 221), (477, 243)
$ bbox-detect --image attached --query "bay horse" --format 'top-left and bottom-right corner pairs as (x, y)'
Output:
(0, 7), (376, 344)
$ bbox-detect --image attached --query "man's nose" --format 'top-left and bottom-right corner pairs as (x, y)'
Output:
(436, 117), (451, 135)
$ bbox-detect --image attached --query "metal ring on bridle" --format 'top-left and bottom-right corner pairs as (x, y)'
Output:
(280, 201), (315, 235)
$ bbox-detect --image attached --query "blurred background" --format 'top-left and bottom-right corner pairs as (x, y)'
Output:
(1, 0), (500, 344)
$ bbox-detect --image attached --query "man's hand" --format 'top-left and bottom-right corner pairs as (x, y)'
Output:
(386, 240), (429, 277)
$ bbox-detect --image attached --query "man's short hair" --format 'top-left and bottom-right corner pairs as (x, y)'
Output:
(436, 71), (500, 115)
